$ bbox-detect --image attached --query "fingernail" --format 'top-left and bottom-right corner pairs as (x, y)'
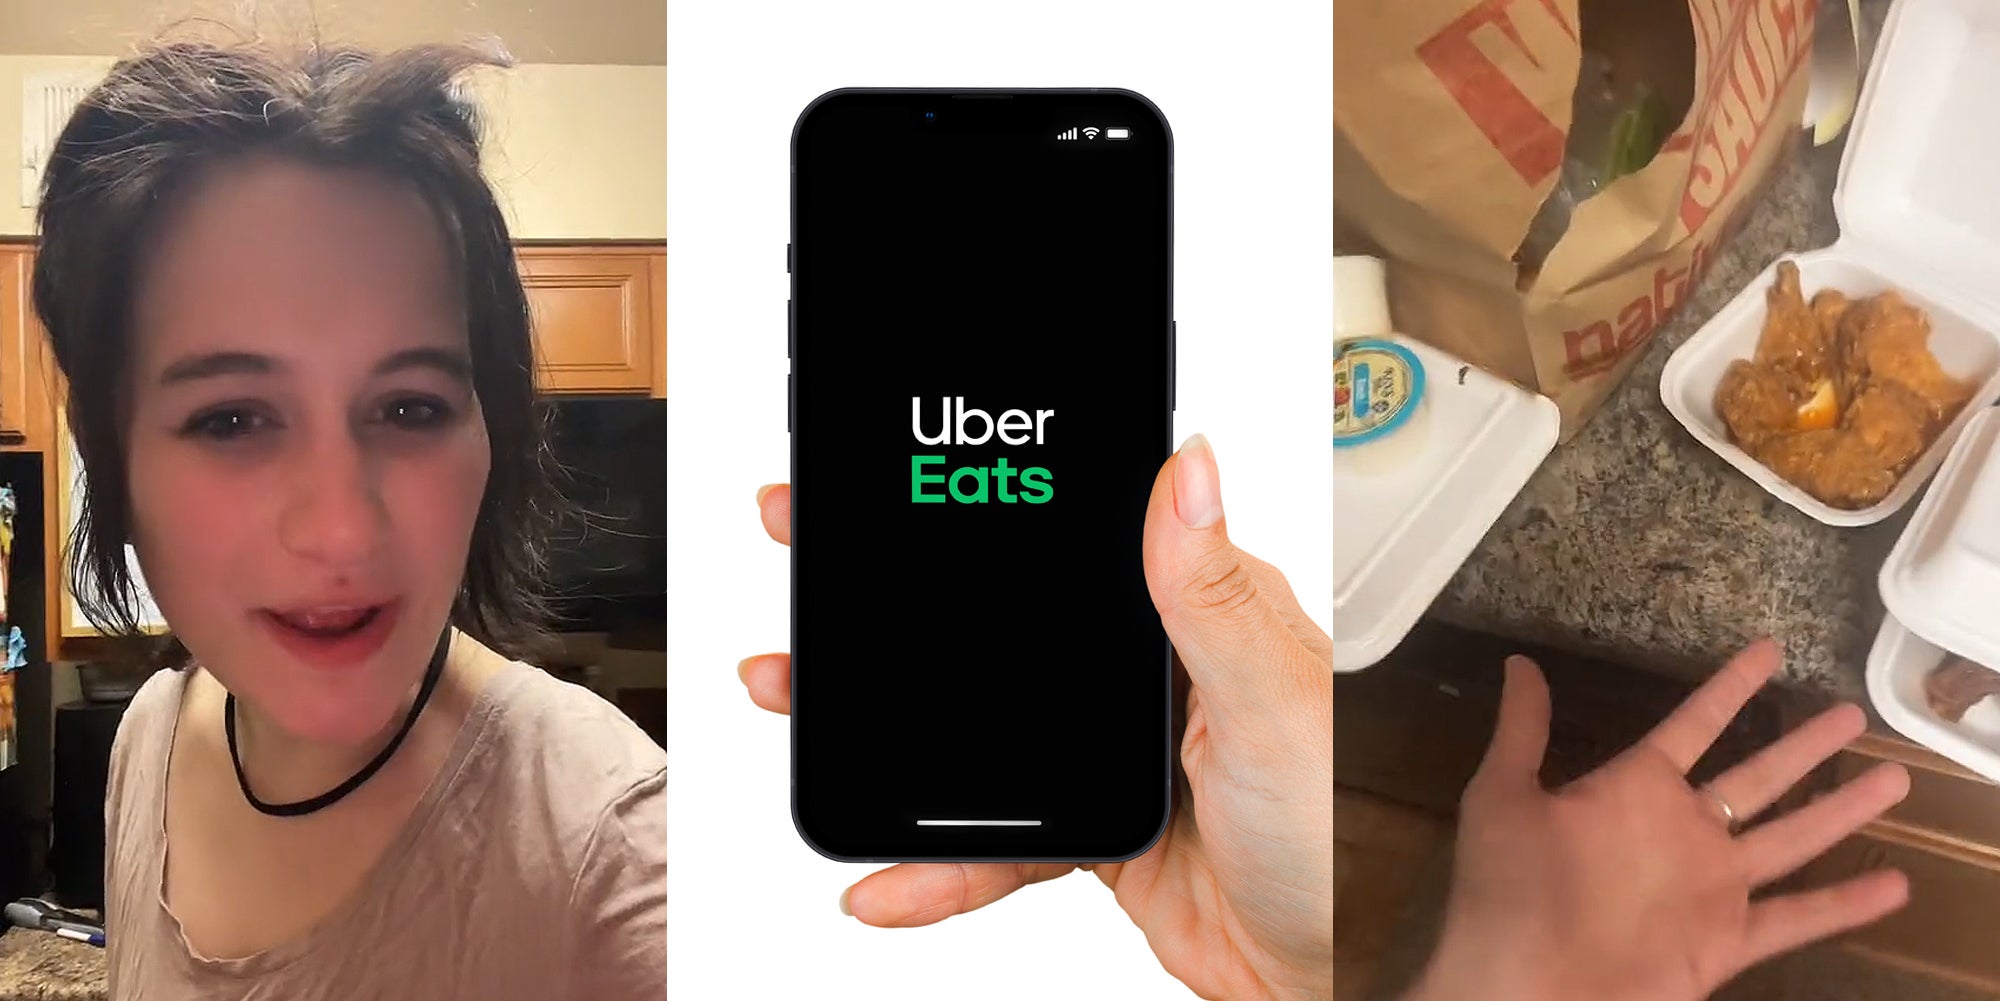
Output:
(838, 887), (854, 916)
(1174, 434), (1222, 529)
(1883, 762), (1912, 800)
(737, 657), (756, 683)
(756, 484), (781, 506)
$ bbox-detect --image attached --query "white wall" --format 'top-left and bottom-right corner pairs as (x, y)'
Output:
(462, 63), (667, 239)
(0, 56), (665, 239)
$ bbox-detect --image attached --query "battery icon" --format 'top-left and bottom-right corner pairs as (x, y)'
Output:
(1107, 127), (1131, 140)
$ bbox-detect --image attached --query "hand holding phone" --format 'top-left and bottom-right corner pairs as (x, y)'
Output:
(742, 437), (1335, 1001)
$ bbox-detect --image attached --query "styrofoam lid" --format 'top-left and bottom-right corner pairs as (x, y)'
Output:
(1334, 256), (1391, 341)
(1836, 0), (2000, 295)
(1879, 407), (2000, 671)
(1334, 335), (1558, 672)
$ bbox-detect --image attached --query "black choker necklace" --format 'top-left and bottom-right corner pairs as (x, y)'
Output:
(226, 626), (452, 818)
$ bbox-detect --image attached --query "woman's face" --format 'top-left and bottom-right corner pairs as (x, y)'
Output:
(124, 156), (490, 746)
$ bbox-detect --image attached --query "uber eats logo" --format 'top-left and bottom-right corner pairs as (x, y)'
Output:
(911, 396), (1054, 504)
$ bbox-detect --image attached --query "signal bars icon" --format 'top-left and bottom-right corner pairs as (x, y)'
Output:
(1056, 126), (1105, 141)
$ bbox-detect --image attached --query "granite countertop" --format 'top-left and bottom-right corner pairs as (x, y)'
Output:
(1430, 3), (1900, 702)
(0, 925), (106, 1001)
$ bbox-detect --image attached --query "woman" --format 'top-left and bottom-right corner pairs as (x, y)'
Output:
(33, 38), (665, 999)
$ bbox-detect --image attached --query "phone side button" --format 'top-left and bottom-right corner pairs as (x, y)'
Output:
(787, 242), (793, 274)
(788, 299), (795, 359)
(1170, 320), (1177, 411)
(787, 374), (793, 433)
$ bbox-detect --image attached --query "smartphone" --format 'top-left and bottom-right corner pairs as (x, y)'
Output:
(789, 89), (1174, 862)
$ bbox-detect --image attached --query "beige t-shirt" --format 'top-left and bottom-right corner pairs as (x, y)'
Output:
(102, 659), (667, 1000)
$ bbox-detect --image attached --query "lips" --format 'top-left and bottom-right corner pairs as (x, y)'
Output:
(258, 599), (402, 671)
(272, 606), (380, 635)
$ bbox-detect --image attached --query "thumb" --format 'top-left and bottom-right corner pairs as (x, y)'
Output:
(1470, 656), (1552, 796)
(1143, 434), (1324, 710)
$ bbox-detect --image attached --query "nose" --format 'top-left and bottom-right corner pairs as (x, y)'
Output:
(275, 427), (387, 569)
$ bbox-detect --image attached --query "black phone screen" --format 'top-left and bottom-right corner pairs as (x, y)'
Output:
(790, 90), (1173, 861)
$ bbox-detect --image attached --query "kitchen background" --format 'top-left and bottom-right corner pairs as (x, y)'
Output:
(0, 3), (666, 989)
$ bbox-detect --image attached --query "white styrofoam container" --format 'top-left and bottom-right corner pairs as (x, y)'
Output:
(1333, 335), (1559, 672)
(1868, 408), (2000, 782)
(1879, 408), (2000, 671)
(1660, 0), (2000, 527)
(1865, 617), (2000, 784)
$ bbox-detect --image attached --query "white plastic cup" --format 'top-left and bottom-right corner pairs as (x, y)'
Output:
(1334, 256), (1391, 340)
(1335, 256), (1430, 474)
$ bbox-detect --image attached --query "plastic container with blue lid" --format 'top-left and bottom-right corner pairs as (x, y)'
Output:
(1333, 254), (1560, 673)
(1335, 337), (1425, 447)
(1333, 256), (1430, 474)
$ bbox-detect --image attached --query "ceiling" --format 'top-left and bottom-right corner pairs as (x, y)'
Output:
(0, 0), (665, 65)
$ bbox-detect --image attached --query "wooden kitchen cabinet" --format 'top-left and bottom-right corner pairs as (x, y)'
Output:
(517, 245), (665, 397)
(1794, 729), (2000, 991)
(0, 246), (53, 449)
(1824, 732), (2000, 849)
(1807, 830), (2000, 991)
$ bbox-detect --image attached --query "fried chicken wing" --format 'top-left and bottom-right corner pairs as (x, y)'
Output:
(1716, 360), (1809, 452)
(1847, 290), (1973, 424)
(1756, 429), (1903, 509)
(1757, 261), (1831, 379)
(1844, 381), (1931, 465)
(1714, 268), (1969, 510)
(1811, 288), (1852, 336)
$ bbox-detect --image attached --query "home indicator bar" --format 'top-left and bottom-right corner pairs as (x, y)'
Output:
(915, 819), (1044, 827)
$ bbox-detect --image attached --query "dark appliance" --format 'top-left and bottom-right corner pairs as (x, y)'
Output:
(0, 765), (30, 906)
(50, 697), (127, 910)
(543, 399), (667, 635)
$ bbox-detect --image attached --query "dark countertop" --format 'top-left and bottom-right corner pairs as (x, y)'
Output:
(1428, 1), (1901, 702)
(0, 926), (105, 1001)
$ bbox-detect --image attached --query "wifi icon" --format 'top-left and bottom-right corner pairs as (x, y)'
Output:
(1081, 127), (1101, 140)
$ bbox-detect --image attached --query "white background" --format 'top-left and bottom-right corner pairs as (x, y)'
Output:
(667, 1), (1331, 997)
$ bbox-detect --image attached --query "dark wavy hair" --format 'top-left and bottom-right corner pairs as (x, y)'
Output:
(31, 38), (561, 667)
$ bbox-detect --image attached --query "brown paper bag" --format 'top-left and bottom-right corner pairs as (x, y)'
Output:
(1335, 0), (1818, 439)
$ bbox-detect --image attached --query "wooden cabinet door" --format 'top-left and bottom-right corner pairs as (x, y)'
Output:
(1785, 730), (2000, 992)
(1798, 828), (2000, 992)
(518, 247), (660, 396)
(649, 250), (666, 397)
(0, 247), (49, 446)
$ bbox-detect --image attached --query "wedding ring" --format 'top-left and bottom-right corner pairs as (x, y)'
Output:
(1703, 786), (1740, 832)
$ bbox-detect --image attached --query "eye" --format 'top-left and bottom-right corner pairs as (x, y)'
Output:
(379, 396), (454, 430)
(179, 407), (274, 442)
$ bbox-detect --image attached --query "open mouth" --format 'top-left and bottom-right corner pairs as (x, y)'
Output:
(265, 606), (384, 639)
(255, 599), (404, 670)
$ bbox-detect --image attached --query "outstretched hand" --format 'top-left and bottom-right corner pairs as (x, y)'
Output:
(741, 436), (1335, 1001)
(1407, 643), (1911, 1001)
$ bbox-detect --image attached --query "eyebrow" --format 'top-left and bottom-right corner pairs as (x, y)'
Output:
(158, 346), (475, 386)
(374, 346), (474, 383)
(158, 351), (272, 385)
